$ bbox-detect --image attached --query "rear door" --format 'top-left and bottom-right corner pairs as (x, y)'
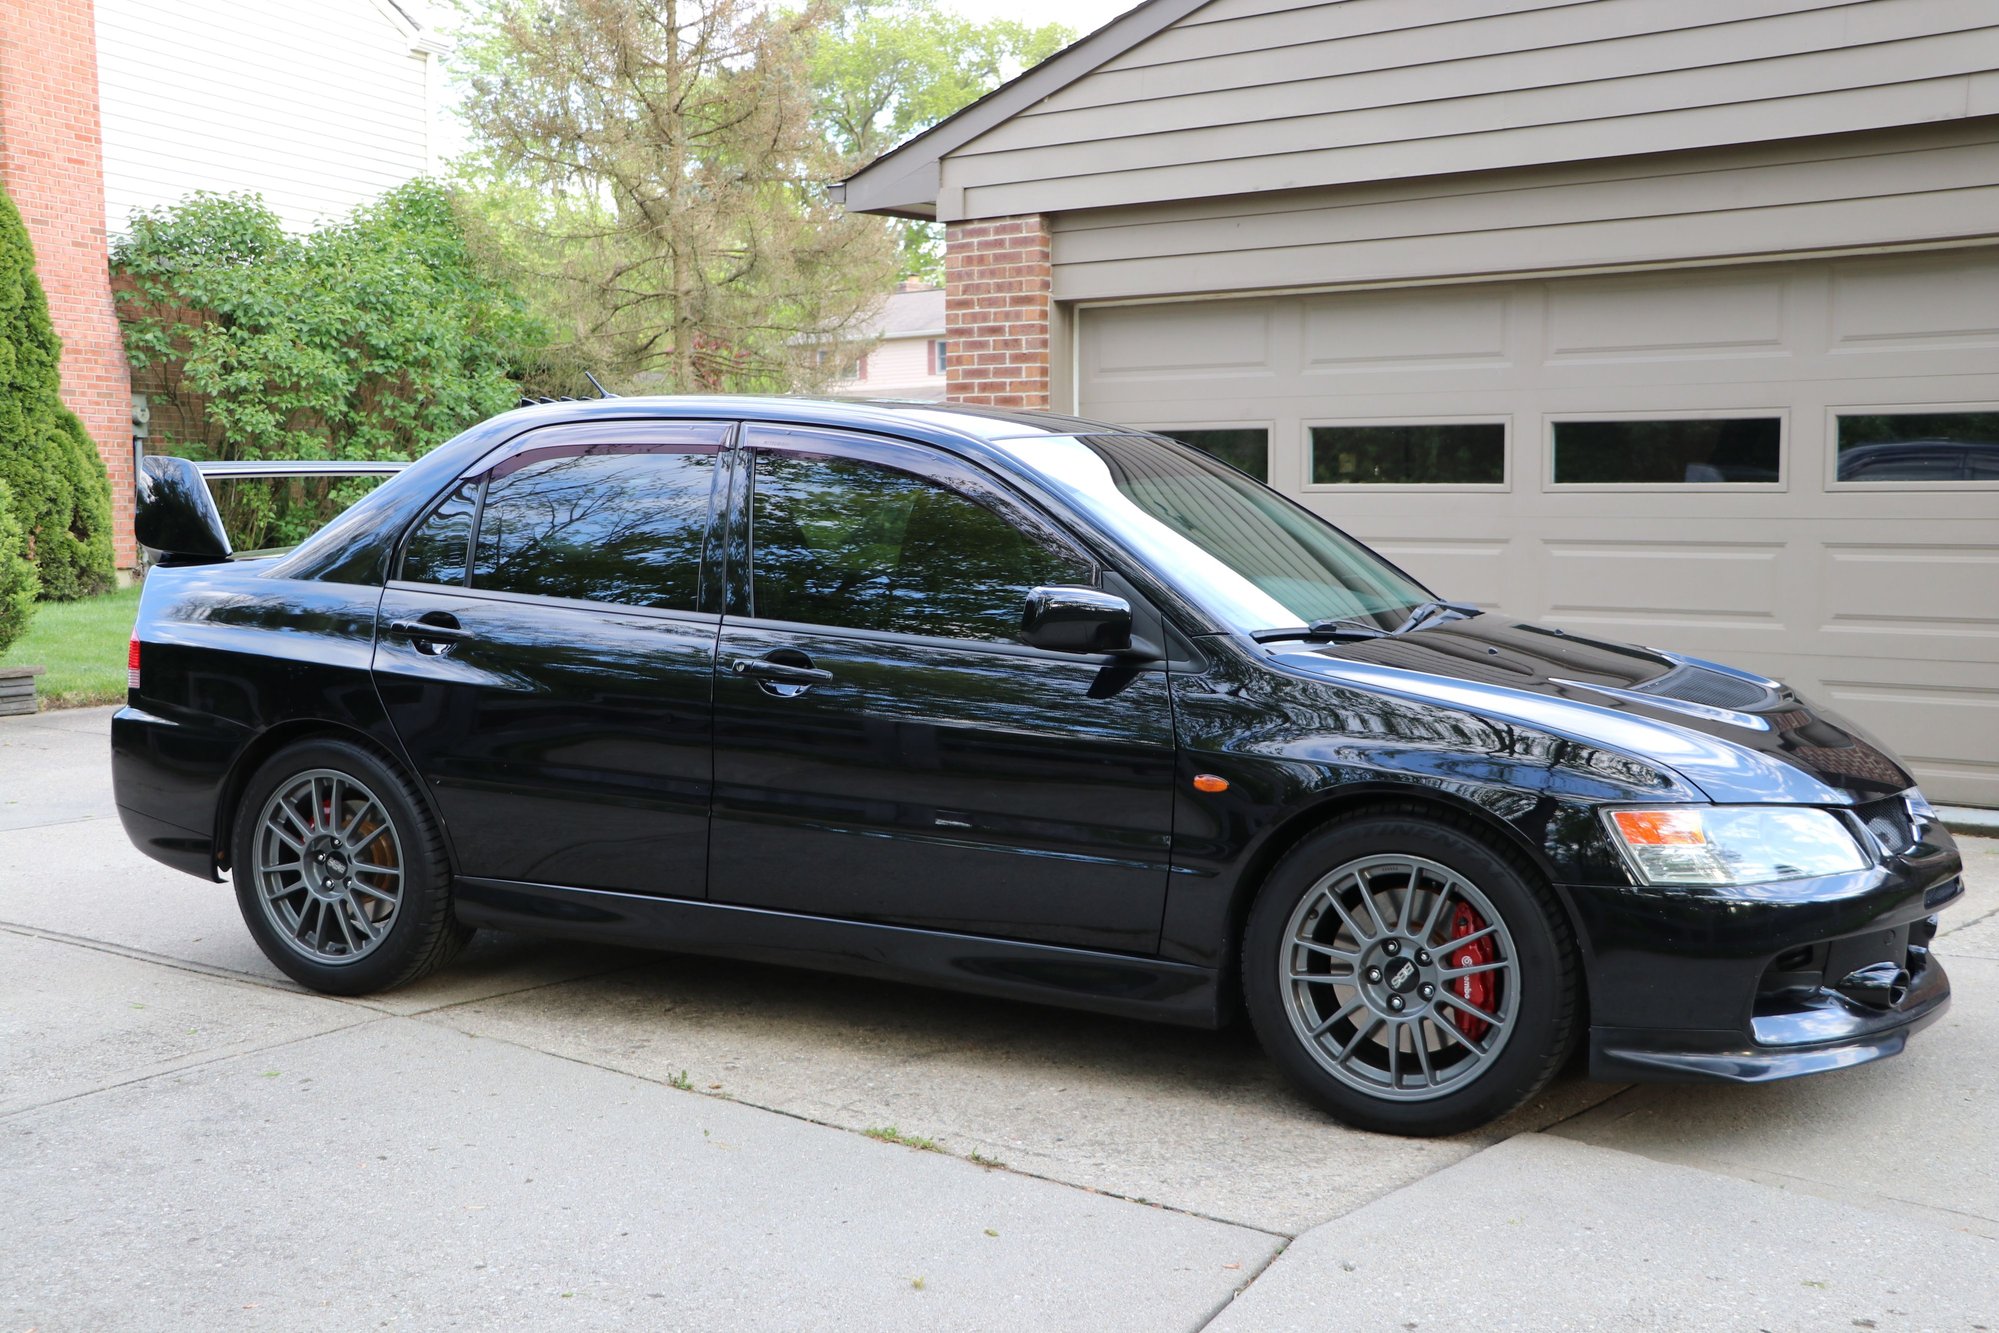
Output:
(372, 420), (729, 896)
(708, 425), (1179, 954)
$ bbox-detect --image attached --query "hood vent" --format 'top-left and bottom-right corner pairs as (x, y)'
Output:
(1629, 664), (1776, 712)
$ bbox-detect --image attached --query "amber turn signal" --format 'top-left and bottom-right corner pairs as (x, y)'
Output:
(1192, 774), (1229, 793)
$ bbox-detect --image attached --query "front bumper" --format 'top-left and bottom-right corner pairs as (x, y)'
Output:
(1589, 942), (1950, 1082)
(1562, 822), (1964, 1085)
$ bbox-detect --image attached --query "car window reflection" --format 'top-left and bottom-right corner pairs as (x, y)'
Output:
(749, 453), (1091, 642)
(471, 450), (716, 610)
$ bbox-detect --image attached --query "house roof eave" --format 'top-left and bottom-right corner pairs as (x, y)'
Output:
(839, 0), (1211, 218)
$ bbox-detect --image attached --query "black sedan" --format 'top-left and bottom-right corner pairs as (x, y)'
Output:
(113, 397), (1962, 1135)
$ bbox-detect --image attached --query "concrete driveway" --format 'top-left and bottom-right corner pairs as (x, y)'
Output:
(4, 706), (1995, 1330)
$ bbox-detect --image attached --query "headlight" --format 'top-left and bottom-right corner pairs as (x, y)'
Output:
(1604, 806), (1868, 886)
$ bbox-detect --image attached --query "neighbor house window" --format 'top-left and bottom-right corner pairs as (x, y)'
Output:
(930, 339), (948, 375)
(1552, 417), (1781, 484)
(835, 353), (867, 383)
(1310, 423), (1505, 485)
(1158, 427), (1269, 482)
(1835, 411), (1999, 482)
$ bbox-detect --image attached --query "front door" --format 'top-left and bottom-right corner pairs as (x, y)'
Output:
(709, 426), (1178, 954)
(372, 421), (729, 896)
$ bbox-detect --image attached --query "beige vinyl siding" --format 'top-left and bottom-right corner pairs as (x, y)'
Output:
(939, 0), (1999, 220)
(96, 0), (433, 235)
(1048, 121), (1999, 302)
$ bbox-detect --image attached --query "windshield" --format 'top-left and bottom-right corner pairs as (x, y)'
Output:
(993, 433), (1431, 634)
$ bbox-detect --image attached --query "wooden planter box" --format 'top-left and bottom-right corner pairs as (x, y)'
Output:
(0, 665), (43, 716)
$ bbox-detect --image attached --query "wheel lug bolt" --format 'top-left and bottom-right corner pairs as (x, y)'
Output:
(1383, 940), (1400, 956)
(1416, 950), (1431, 966)
(1419, 983), (1435, 1000)
(1388, 995), (1405, 1012)
(1365, 967), (1382, 984)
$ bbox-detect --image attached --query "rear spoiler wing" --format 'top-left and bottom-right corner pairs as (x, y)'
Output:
(135, 457), (407, 564)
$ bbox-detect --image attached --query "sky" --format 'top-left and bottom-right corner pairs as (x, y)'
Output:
(946, 0), (1138, 37)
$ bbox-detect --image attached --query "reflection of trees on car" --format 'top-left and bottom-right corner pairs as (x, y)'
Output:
(750, 454), (1089, 641)
(475, 453), (715, 610)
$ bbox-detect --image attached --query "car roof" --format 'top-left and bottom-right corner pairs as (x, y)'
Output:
(271, 394), (1144, 585)
(491, 394), (1127, 445)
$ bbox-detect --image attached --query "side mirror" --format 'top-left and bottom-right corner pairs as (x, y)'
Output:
(1020, 585), (1133, 654)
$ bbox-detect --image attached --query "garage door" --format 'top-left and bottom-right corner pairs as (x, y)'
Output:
(1077, 249), (1999, 806)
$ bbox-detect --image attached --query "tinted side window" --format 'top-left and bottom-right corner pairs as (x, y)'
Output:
(400, 479), (478, 586)
(749, 452), (1091, 642)
(471, 449), (718, 610)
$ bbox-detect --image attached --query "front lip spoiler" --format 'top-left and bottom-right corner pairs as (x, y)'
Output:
(1588, 952), (1951, 1084)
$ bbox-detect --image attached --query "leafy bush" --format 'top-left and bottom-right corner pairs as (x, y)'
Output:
(0, 479), (38, 655)
(0, 185), (116, 599)
(113, 180), (544, 549)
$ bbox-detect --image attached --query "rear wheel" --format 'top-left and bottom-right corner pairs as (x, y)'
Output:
(231, 739), (470, 995)
(1243, 808), (1579, 1136)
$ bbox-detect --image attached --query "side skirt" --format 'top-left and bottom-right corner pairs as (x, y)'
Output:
(454, 877), (1222, 1029)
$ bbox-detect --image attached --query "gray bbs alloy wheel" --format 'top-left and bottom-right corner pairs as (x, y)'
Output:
(231, 739), (470, 995)
(252, 768), (405, 964)
(1279, 854), (1519, 1102)
(1243, 809), (1579, 1137)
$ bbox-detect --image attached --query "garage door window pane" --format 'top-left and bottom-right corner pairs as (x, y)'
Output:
(1310, 424), (1505, 485)
(1159, 428), (1269, 482)
(1553, 418), (1780, 484)
(1837, 413), (1999, 482)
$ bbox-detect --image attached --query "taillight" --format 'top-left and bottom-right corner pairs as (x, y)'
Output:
(128, 638), (141, 691)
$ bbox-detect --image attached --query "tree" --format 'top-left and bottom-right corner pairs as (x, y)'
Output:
(452, 0), (898, 394)
(112, 181), (544, 550)
(0, 479), (37, 654)
(0, 185), (116, 600)
(810, 0), (1073, 282)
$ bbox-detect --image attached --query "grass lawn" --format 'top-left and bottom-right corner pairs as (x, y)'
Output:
(0, 583), (141, 708)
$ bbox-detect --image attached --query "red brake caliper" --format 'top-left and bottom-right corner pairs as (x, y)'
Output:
(1447, 902), (1496, 1040)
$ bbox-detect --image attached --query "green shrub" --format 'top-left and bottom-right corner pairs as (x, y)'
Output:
(0, 185), (117, 600)
(113, 180), (544, 550)
(0, 478), (38, 655)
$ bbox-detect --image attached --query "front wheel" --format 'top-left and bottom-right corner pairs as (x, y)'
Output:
(1242, 808), (1580, 1136)
(231, 738), (470, 995)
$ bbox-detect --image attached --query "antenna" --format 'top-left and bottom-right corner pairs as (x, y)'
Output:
(584, 371), (618, 398)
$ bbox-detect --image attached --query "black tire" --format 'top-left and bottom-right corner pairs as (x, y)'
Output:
(1242, 805), (1580, 1137)
(231, 738), (471, 995)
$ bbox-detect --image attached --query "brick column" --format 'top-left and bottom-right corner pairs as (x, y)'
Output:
(943, 214), (1050, 409)
(0, 0), (136, 570)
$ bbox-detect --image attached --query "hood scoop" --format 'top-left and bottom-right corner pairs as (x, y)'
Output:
(1551, 662), (1779, 732)
(1627, 663), (1780, 712)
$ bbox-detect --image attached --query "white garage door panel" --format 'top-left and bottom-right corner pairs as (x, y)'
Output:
(1545, 274), (1790, 361)
(1364, 538), (1512, 608)
(1303, 290), (1512, 371)
(1821, 543), (1999, 642)
(1079, 250), (1999, 804)
(1541, 539), (1786, 627)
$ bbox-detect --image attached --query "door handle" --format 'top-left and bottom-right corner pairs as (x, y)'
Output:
(388, 617), (472, 645)
(731, 657), (833, 685)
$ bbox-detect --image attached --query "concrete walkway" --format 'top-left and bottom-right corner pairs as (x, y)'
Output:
(4, 707), (1994, 1329)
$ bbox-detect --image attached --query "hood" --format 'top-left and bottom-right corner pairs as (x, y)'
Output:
(1266, 616), (1912, 806)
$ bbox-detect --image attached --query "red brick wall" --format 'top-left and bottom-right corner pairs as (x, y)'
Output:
(0, 0), (136, 569)
(943, 215), (1050, 409)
